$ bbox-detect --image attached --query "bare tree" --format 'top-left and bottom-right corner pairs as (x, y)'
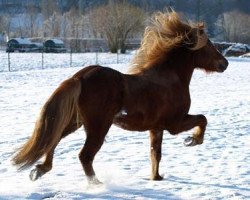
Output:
(89, 1), (145, 53)
(4, 5), (23, 39)
(61, 13), (70, 38)
(220, 10), (250, 43)
(66, 7), (81, 38)
(63, 6), (85, 51)
(24, 5), (40, 38)
(43, 11), (62, 38)
(41, 0), (59, 20)
(0, 14), (11, 40)
(0, 16), (9, 44)
(0, 16), (8, 35)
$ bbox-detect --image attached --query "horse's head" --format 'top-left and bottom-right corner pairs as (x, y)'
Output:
(187, 25), (228, 73)
(129, 11), (228, 74)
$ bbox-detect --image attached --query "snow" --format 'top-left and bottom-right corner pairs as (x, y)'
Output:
(0, 53), (249, 200)
(0, 52), (132, 72)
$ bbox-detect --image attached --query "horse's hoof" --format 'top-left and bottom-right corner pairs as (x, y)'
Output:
(184, 136), (200, 146)
(151, 175), (164, 181)
(29, 168), (44, 181)
(88, 176), (103, 185)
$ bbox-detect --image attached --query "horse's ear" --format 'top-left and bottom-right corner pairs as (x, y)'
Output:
(188, 25), (208, 51)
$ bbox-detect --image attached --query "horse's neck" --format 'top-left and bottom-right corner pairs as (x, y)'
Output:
(145, 49), (194, 86)
(142, 59), (194, 87)
(174, 63), (194, 86)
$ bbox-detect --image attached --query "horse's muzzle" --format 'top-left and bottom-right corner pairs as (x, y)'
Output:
(218, 59), (228, 72)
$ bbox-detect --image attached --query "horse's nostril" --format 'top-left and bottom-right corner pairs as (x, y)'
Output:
(219, 60), (228, 71)
(220, 64), (227, 70)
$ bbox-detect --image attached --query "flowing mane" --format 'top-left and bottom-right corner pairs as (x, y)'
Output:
(129, 11), (204, 74)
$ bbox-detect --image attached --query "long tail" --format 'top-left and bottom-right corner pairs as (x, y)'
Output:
(12, 77), (81, 170)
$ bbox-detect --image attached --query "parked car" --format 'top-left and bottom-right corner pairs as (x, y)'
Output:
(28, 43), (43, 52)
(223, 43), (250, 57)
(44, 39), (67, 53)
(6, 38), (43, 53)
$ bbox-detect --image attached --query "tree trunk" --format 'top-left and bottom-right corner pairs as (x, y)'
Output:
(120, 41), (126, 54)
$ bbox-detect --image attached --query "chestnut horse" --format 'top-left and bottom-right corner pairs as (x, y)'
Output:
(13, 12), (228, 184)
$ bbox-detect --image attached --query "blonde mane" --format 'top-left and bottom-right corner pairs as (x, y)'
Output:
(129, 11), (204, 74)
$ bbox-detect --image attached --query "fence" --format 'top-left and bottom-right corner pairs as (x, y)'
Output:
(0, 49), (134, 72)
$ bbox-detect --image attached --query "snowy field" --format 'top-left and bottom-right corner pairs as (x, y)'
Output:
(0, 53), (249, 200)
(0, 52), (132, 72)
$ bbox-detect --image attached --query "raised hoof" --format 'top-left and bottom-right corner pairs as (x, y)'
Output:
(151, 175), (164, 181)
(184, 136), (202, 147)
(29, 168), (45, 181)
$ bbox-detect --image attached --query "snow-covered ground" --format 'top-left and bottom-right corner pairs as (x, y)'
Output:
(0, 53), (249, 200)
(0, 52), (132, 72)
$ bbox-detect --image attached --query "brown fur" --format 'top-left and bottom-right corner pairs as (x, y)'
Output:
(12, 11), (228, 183)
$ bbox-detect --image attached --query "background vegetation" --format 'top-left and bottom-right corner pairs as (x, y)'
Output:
(0, 0), (249, 52)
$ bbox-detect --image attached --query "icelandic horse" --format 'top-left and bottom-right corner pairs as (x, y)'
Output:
(12, 11), (228, 184)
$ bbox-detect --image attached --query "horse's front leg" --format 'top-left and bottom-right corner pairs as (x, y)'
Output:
(169, 114), (207, 146)
(149, 130), (163, 181)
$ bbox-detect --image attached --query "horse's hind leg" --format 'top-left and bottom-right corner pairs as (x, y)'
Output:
(29, 146), (56, 181)
(30, 115), (82, 181)
(79, 121), (112, 184)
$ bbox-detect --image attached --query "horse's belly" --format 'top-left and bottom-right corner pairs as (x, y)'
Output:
(112, 109), (168, 131)
(113, 107), (188, 132)
(113, 111), (150, 131)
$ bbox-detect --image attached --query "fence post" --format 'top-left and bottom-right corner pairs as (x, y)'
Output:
(96, 51), (98, 65)
(42, 50), (44, 69)
(70, 49), (72, 67)
(8, 52), (10, 72)
(117, 50), (119, 64)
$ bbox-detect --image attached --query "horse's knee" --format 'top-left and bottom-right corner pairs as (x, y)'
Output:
(197, 114), (207, 128)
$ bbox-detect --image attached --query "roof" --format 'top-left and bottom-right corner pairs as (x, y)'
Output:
(9, 38), (33, 45)
(32, 42), (43, 47)
(46, 39), (64, 44)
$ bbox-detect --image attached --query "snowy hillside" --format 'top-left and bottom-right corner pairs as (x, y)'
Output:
(0, 54), (249, 200)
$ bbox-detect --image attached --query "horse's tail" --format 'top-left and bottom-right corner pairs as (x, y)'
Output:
(12, 77), (81, 170)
